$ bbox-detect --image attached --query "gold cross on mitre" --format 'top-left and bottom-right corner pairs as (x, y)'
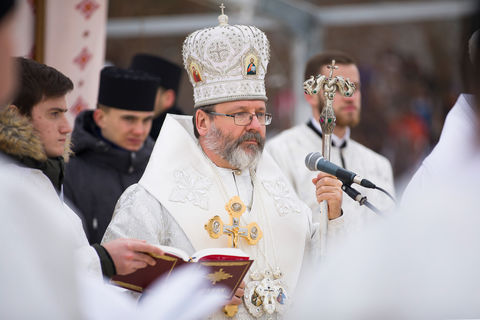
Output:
(205, 196), (263, 248)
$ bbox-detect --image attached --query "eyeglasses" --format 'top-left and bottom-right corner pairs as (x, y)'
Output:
(205, 111), (272, 126)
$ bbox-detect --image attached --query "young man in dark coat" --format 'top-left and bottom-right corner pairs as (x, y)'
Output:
(129, 53), (185, 140)
(64, 66), (158, 244)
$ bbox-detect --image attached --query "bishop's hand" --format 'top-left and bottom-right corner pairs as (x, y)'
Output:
(312, 172), (343, 220)
(226, 280), (245, 306)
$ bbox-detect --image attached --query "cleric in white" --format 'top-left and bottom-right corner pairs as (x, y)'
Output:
(103, 5), (344, 320)
(266, 51), (395, 255)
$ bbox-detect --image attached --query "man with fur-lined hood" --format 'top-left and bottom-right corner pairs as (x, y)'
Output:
(1, 57), (164, 280)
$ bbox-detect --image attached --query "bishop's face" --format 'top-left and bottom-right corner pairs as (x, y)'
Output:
(317, 63), (361, 128)
(200, 100), (267, 170)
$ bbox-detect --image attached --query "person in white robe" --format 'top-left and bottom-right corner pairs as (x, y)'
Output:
(401, 93), (477, 204)
(0, 36), (224, 320)
(0, 3), (81, 318)
(402, 29), (480, 203)
(290, 25), (480, 319)
(266, 51), (395, 255)
(103, 7), (344, 320)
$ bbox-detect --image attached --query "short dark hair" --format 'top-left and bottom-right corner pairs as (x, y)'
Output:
(192, 104), (215, 138)
(304, 51), (356, 80)
(12, 57), (73, 116)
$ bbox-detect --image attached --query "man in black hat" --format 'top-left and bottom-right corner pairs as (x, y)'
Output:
(64, 66), (157, 244)
(130, 53), (185, 140)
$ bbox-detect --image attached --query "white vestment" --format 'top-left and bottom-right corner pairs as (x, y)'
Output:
(291, 95), (480, 318)
(103, 114), (324, 319)
(0, 156), (82, 319)
(0, 155), (225, 320)
(2, 159), (103, 279)
(266, 119), (395, 254)
(402, 94), (478, 204)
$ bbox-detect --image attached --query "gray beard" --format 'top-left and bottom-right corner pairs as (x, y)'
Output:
(203, 123), (264, 170)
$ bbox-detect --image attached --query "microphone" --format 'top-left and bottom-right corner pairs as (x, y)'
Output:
(305, 152), (376, 189)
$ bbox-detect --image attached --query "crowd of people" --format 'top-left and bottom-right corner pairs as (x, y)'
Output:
(1, 0), (479, 319)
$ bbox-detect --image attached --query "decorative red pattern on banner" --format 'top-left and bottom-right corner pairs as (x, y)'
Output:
(75, 0), (100, 20)
(71, 96), (89, 116)
(73, 47), (93, 70)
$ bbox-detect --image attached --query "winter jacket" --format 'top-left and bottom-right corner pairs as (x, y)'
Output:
(64, 110), (154, 244)
(0, 108), (104, 278)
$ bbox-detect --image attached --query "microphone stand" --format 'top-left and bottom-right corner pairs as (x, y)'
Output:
(341, 184), (383, 215)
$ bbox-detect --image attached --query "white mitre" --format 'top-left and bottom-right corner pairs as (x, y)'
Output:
(182, 6), (270, 107)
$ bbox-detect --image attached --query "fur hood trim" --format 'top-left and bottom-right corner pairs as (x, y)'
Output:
(0, 108), (47, 161)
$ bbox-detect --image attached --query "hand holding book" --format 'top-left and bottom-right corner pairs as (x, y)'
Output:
(111, 245), (253, 301)
(102, 238), (165, 275)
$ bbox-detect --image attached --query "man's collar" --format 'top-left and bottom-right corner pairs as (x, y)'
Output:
(309, 117), (350, 147)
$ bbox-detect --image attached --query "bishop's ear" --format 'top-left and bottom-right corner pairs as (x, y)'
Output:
(195, 108), (210, 137)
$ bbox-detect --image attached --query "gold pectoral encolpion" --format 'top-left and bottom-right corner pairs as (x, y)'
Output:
(204, 196), (262, 248)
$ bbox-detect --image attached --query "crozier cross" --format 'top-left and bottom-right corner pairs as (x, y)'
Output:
(205, 196), (262, 248)
(303, 59), (356, 136)
(303, 59), (356, 235)
(327, 59), (339, 79)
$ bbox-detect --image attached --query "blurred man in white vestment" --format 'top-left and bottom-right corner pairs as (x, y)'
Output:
(0, 4), (224, 319)
(402, 29), (480, 204)
(266, 51), (395, 254)
(291, 21), (480, 319)
(0, 1), (82, 318)
(103, 7), (344, 320)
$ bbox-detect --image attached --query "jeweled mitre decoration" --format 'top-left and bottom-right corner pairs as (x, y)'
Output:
(182, 7), (270, 107)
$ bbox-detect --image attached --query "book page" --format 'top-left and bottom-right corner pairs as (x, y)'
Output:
(157, 245), (190, 261)
(192, 247), (249, 262)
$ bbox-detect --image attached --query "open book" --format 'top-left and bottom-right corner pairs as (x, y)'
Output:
(111, 246), (253, 300)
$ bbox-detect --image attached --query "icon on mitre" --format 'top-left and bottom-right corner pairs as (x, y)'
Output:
(189, 62), (203, 83)
(245, 54), (258, 76)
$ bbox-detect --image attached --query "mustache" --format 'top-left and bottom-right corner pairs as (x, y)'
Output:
(235, 131), (265, 149)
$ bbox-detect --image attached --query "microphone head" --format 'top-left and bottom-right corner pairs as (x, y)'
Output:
(305, 152), (323, 171)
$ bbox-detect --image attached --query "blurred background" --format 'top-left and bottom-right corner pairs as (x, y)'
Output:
(13, 0), (477, 195)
